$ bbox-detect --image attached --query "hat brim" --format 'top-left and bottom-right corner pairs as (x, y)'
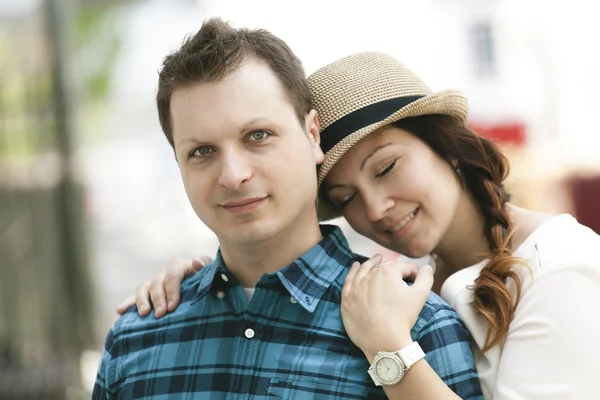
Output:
(316, 89), (468, 221)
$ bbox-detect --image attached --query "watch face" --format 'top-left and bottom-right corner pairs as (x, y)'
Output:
(375, 356), (401, 382)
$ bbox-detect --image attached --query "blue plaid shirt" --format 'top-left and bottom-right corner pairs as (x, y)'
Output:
(93, 225), (481, 399)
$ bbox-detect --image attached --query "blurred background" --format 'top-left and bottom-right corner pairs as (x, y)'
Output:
(1, 0), (598, 397)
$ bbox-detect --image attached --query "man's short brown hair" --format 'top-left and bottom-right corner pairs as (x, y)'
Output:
(156, 18), (311, 147)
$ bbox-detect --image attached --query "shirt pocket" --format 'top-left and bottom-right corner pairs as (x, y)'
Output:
(266, 376), (384, 399)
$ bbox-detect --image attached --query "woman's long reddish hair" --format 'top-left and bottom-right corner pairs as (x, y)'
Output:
(394, 114), (525, 352)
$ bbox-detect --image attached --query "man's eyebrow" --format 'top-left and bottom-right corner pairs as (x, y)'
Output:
(178, 137), (202, 146)
(239, 117), (268, 135)
(176, 117), (272, 147)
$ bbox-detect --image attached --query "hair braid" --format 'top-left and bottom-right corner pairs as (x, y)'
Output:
(468, 138), (525, 352)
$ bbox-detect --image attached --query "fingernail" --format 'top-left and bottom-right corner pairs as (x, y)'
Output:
(168, 301), (175, 309)
(155, 305), (163, 314)
(140, 304), (148, 311)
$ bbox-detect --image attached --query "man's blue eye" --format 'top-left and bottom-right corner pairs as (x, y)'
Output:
(250, 131), (268, 141)
(193, 147), (213, 156)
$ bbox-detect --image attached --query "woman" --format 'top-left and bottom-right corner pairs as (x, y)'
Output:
(119, 52), (600, 399)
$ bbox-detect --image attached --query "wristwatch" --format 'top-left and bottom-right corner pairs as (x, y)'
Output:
(367, 341), (425, 386)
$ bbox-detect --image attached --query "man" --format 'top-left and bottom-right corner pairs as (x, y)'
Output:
(93, 18), (481, 399)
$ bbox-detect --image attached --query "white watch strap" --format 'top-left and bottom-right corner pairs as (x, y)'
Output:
(397, 342), (425, 368)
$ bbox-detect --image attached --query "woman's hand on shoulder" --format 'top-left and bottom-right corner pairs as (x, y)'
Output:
(116, 256), (211, 318)
(341, 254), (434, 361)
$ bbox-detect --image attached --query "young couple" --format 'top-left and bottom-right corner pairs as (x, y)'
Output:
(95, 17), (600, 400)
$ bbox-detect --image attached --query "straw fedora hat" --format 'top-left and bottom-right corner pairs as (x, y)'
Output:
(308, 51), (469, 221)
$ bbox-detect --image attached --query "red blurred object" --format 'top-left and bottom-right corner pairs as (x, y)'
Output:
(470, 121), (527, 145)
(567, 175), (600, 235)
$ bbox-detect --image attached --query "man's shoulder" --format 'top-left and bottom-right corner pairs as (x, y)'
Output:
(112, 267), (210, 336)
(352, 253), (369, 264)
(414, 291), (463, 332)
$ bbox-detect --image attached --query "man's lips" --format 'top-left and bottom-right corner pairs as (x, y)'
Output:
(221, 197), (267, 208)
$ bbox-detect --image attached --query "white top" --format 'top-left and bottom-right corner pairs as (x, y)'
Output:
(441, 214), (600, 400)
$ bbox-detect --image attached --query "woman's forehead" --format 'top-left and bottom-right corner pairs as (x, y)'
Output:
(349, 126), (412, 155)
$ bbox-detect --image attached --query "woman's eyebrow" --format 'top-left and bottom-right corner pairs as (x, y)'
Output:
(360, 143), (393, 171)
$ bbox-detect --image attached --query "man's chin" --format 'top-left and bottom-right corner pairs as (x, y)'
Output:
(221, 219), (278, 245)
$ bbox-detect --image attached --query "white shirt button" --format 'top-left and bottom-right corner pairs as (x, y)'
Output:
(221, 274), (229, 282)
(290, 296), (298, 304)
(216, 291), (225, 299)
(244, 328), (255, 339)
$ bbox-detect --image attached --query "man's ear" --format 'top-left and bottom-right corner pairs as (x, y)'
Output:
(305, 109), (324, 165)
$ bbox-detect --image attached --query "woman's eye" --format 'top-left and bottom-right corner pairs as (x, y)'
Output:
(376, 160), (396, 178)
(338, 194), (355, 209)
(249, 130), (269, 141)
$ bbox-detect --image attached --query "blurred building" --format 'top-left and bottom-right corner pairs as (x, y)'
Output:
(441, 0), (600, 230)
(0, 0), (105, 397)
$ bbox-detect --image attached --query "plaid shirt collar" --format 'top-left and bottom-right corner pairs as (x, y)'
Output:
(195, 224), (354, 312)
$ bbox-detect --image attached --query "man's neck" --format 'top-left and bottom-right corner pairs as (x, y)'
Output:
(219, 217), (324, 288)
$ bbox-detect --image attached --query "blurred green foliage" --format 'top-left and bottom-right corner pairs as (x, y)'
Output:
(0, 4), (122, 160)
(74, 7), (122, 102)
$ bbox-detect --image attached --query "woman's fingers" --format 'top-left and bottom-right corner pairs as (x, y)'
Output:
(192, 256), (213, 270)
(413, 264), (434, 301)
(353, 254), (383, 285)
(163, 258), (202, 311)
(380, 260), (420, 281)
(149, 272), (168, 318)
(116, 295), (137, 315)
(116, 256), (208, 318)
(342, 261), (362, 296)
(134, 281), (152, 315)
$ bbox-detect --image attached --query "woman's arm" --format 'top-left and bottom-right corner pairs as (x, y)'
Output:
(341, 256), (481, 399)
(379, 360), (462, 400)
